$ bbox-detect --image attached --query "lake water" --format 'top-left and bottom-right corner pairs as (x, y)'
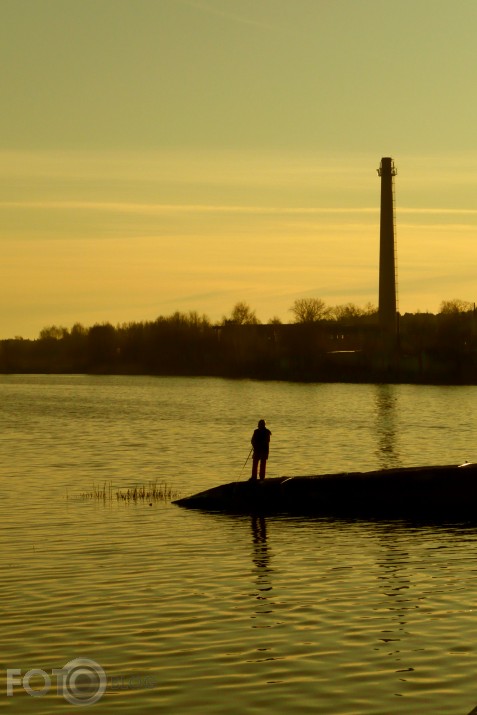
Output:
(1, 375), (477, 714)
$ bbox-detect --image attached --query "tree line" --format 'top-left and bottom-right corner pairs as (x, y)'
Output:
(1, 298), (477, 383)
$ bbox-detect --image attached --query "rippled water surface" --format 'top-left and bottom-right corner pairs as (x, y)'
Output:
(2, 375), (477, 714)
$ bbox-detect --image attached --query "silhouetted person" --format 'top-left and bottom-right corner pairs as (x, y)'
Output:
(250, 419), (272, 480)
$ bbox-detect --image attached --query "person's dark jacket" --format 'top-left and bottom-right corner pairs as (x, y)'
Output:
(251, 427), (272, 459)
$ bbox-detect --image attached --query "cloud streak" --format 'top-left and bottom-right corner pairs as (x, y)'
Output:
(0, 200), (376, 215)
(178, 0), (276, 31)
(2, 200), (477, 217)
(0, 200), (477, 216)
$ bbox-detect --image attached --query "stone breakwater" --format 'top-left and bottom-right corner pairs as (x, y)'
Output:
(174, 463), (477, 518)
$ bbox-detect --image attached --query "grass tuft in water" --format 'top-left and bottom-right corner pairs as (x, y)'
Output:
(74, 480), (179, 503)
(116, 481), (179, 502)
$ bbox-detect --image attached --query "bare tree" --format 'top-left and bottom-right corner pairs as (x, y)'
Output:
(439, 299), (473, 314)
(362, 302), (378, 316)
(290, 298), (331, 323)
(223, 302), (260, 325)
(39, 325), (69, 340)
(331, 302), (378, 321)
(331, 303), (364, 321)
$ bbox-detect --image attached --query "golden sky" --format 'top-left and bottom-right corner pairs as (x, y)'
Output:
(1, 0), (477, 338)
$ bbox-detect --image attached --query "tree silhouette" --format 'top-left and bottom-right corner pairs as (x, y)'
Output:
(331, 302), (377, 321)
(439, 299), (473, 314)
(2, 298), (477, 382)
(290, 298), (331, 323)
(223, 302), (260, 325)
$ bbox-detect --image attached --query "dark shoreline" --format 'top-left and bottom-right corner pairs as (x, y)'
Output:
(1, 365), (477, 386)
(2, 313), (477, 385)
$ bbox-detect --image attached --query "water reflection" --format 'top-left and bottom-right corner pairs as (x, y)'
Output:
(374, 385), (402, 469)
(250, 516), (274, 619)
(374, 527), (416, 692)
(251, 516), (272, 596)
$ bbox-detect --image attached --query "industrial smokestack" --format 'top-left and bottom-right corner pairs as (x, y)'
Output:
(377, 157), (398, 335)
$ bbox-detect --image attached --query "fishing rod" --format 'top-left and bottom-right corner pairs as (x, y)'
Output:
(238, 447), (253, 480)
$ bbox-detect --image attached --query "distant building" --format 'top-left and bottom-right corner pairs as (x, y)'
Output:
(377, 157), (398, 337)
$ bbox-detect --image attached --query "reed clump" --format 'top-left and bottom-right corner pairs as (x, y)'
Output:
(76, 481), (114, 501)
(75, 480), (179, 503)
(116, 481), (179, 502)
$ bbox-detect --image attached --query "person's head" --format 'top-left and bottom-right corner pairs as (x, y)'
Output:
(258, 419), (266, 428)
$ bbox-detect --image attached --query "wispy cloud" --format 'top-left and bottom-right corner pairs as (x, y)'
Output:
(399, 208), (477, 215)
(2, 200), (477, 220)
(178, 0), (276, 31)
(0, 200), (378, 216)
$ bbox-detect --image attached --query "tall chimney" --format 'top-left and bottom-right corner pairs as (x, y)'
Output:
(377, 157), (398, 334)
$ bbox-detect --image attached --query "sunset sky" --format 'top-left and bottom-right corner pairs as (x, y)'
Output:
(2, 0), (477, 339)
